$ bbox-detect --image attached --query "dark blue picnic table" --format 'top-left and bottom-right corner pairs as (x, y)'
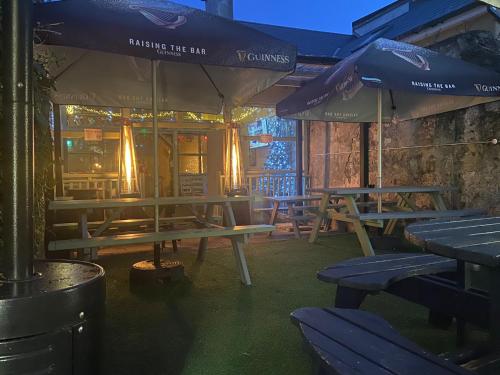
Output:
(405, 216), (500, 347)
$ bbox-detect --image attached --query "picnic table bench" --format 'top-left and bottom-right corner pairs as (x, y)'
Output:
(263, 195), (326, 238)
(263, 195), (386, 238)
(291, 307), (472, 375)
(406, 216), (500, 348)
(318, 253), (490, 330)
(52, 216), (200, 231)
(48, 195), (269, 285)
(308, 186), (486, 256)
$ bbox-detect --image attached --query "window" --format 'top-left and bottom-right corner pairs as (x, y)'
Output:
(63, 138), (119, 173)
(247, 116), (297, 171)
(178, 134), (208, 175)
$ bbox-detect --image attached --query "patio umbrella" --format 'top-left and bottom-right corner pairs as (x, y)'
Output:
(277, 38), (500, 211)
(34, 0), (296, 235)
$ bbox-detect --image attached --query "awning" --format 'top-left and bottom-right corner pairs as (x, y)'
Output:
(276, 38), (499, 121)
(35, 0), (297, 113)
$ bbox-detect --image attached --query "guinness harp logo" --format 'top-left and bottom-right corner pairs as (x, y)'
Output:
(130, 5), (187, 29)
(237, 50), (248, 63)
(380, 47), (430, 71)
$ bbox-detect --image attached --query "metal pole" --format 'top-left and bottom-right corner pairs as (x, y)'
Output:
(360, 122), (370, 213)
(117, 126), (123, 197)
(53, 104), (64, 197)
(152, 60), (161, 266)
(323, 122), (331, 188)
(296, 120), (303, 195)
(377, 88), (383, 213)
(1, 0), (34, 280)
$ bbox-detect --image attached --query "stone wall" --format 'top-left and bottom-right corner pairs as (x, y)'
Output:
(308, 31), (500, 212)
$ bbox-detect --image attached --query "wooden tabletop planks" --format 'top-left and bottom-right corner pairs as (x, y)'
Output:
(263, 195), (323, 203)
(49, 195), (251, 210)
(406, 216), (500, 267)
(309, 186), (458, 195)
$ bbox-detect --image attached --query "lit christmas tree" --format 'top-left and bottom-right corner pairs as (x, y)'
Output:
(262, 117), (295, 195)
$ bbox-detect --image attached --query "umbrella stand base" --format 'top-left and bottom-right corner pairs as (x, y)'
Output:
(129, 259), (184, 284)
(0, 260), (106, 375)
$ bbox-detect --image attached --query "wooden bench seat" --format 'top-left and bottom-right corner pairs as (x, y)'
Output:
(348, 209), (486, 221)
(318, 253), (457, 292)
(49, 224), (273, 286)
(288, 214), (317, 222)
(48, 225), (273, 251)
(291, 307), (472, 375)
(52, 216), (199, 231)
(317, 253), (490, 332)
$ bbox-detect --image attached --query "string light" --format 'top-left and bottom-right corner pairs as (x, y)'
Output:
(65, 105), (274, 126)
(65, 105), (175, 121)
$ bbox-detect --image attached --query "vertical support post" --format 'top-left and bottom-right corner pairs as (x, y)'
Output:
(172, 130), (179, 197)
(1, 0), (34, 281)
(117, 125), (123, 197)
(360, 122), (370, 213)
(152, 60), (160, 267)
(377, 89), (383, 213)
(296, 120), (303, 196)
(53, 104), (64, 197)
(323, 122), (331, 188)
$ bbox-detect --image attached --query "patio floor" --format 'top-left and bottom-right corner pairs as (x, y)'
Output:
(97, 232), (488, 375)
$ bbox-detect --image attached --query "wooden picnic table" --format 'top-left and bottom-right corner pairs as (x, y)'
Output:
(406, 216), (500, 348)
(307, 186), (484, 256)
(48, 195), (268, 285)
(263, 195), (323, 238)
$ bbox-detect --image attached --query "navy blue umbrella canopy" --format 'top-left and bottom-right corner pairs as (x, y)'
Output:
(35, 0), (297, 113)
(277, 38), (499, 209)
(277, 38), (500, 122)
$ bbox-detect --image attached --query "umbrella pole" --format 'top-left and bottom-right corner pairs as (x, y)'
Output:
(377, 88), (383, 213)
(152, 60), (160, 267)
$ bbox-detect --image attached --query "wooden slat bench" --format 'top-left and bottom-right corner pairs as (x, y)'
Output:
(348, 209), (486, 222)
(318, 253), (490, 332)
(318, 253), (456, 307)
(48, 224), (274, 285)
(52, 216), (200, 232)
(291, 307), (472, 375)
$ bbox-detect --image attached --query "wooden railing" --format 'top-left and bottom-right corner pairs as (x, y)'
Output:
(220, 171), (310, 197)
(62, 173), (119, 198)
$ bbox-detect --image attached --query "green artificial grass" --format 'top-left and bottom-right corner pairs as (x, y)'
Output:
(97, 234), (485, 375)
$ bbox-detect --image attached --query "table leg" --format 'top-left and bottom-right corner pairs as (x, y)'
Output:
(430, 192), (448, 211)
(268, 201), (280, 236)
(344, 196), (375, 257)
(287, 202), (301, 239)
(456, 260), (468, 347)
(231, 235), (252, 286)
(489, 267), (500, 348)
(93, 207), (124, 237)
(309, 193), (330, 244)
(384, 193), (414, 235)
(197, 203), (214, 262)
(224, 202), (252, 286)
(79, 210), (91, 261)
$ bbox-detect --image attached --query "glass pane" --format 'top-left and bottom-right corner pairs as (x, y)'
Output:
(259, 141), (296, 171)
(248, 116), (296, 139)
(64, 138), (118, 173)
(179, 156), (200, 174)
(178, 134), (199, 154)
